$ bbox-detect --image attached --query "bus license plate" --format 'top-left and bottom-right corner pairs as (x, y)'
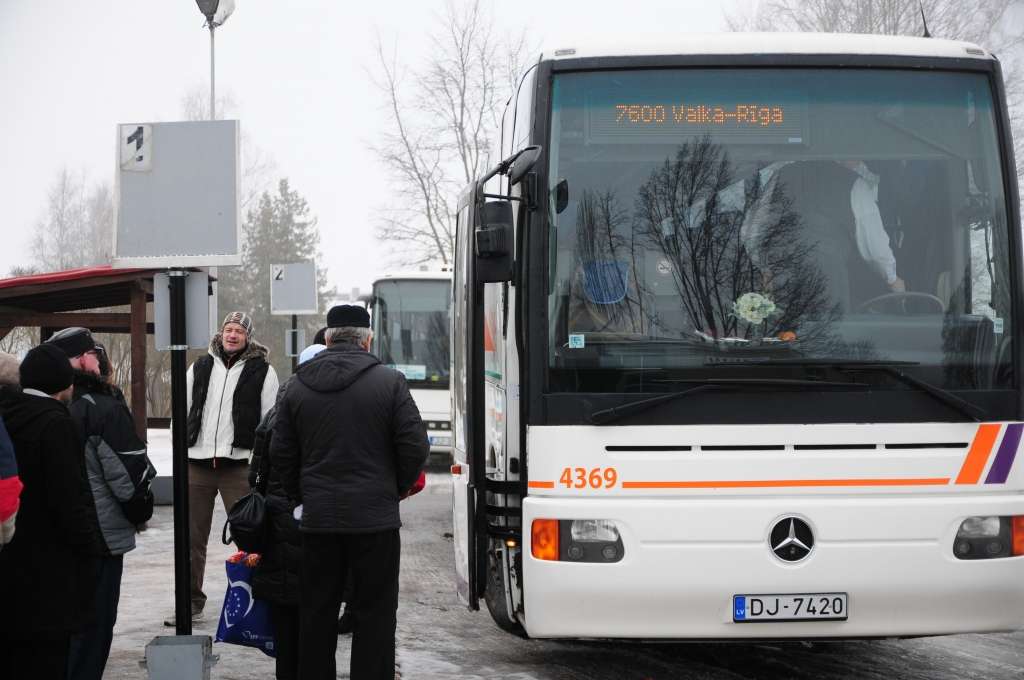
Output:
(733, 593), (848, 622)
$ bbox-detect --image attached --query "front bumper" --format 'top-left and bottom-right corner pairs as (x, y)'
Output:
(521, 494), (1024, 639)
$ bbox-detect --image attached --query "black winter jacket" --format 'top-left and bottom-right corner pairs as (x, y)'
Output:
(0, 386), (102, 635)
(271, 344), (429, 534)
(249, 381), (302, 605)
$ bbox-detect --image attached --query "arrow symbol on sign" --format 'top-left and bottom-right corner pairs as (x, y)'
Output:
(126, 126), (144, 151)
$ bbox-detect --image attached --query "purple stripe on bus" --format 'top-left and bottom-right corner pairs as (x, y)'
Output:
(984, 423), (1023, 484)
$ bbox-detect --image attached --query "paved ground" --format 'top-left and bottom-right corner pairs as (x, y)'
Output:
(107, 472), (1024, 679)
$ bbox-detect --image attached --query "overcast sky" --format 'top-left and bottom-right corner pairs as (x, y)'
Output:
(0, 0), (748, 297)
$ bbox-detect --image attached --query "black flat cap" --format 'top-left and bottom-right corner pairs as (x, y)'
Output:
(327, 305), (370, 329)
(46, 327), (96, 358)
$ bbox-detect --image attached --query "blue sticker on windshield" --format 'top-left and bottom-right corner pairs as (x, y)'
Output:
(568, 334), (585, 349)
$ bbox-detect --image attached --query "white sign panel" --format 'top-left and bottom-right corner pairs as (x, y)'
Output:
(271, 262), (318, 315)
(119, 124), (152, 171)
(285, 328), (307, 357)
(153, 272), (212, 350)
(113, 120), (241, 268)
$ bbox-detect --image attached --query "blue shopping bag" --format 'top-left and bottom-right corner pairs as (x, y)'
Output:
(215, 552), (276, 657)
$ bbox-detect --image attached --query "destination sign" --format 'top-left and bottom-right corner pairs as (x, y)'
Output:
(615, 103), (786, 127)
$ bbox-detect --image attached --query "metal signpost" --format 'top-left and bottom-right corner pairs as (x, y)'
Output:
(270, 262), (319, 374)
(113, 119), (240, 640)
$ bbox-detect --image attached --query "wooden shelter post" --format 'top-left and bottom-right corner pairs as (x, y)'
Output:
(130, 282), (148, 440)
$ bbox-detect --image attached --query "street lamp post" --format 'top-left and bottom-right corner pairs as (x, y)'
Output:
(157, 0), (237, 638)
(194, 0), (234, 369)
(194, 0), (235, 121)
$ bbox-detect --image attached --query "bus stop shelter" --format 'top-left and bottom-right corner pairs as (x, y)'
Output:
(0, 265), (208, 439)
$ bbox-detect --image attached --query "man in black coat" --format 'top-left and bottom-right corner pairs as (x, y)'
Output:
(0, 344), (102, 680)
(48, 327), (157, 680)
(248, 343), (326, 680)
(272, 305), (429, 680)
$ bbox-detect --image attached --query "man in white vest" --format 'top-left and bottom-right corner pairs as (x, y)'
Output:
(164, 311), (279, 625)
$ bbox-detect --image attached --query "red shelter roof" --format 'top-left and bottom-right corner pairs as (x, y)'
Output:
(0, 265), (148, 291)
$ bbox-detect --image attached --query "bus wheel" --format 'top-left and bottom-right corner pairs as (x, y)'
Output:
(485, 546), (527, 637)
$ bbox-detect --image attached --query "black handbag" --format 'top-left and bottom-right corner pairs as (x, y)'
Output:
(222, 458), (269, 553)
(222, 490), (267, 553)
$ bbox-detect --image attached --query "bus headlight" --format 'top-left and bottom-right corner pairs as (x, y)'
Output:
(531, 519), (624, 563)
(953, 516), (1024, 559)
(958, 516), (1000, 538)
(570, 519), (620, 543)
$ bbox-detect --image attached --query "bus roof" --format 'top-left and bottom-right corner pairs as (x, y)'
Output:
(373, 270), (452, 284)
(543, 33), (992, 63)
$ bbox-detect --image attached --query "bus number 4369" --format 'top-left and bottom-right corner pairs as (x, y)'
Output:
(559, 467), (618, 489)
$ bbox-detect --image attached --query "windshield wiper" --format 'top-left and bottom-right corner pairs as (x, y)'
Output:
(705, 358), (987, 422)
(588, 378), (869, 425)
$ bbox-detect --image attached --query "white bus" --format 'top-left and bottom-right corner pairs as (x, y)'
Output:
(451, 33), (1024, 639)
(370, 271), (453, 458)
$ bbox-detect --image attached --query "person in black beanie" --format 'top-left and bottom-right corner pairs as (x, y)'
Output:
(46, 327), (158, 680)
(0, 344), (101, 680)
(273, 304), (428, 680)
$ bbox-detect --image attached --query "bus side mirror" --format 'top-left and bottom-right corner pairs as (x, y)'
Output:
(554, 178), (569, 214)
(509, 146), (541, 186)
(475, 201), (514, 283)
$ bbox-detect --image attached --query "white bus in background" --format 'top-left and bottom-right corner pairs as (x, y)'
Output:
(452, 34), (1024, 640)
(370, 271), (453, 459)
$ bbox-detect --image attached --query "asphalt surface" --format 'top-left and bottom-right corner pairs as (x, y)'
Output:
(106, 472), (1024, 679)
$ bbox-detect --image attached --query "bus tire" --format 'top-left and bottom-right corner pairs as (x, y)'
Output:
(485, 547), (527, 638)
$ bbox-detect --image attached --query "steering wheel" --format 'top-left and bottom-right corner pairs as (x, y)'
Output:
(857, 292), (945, 315)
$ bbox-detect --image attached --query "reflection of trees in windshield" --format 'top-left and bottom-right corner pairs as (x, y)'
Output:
(636, 136), (825, 340)
(568, 189), (648, 335)
(630, 136), (863, 356)
(556, 136), (888, 361)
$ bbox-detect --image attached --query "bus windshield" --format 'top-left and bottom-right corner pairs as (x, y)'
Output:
(546, 68), (1014, 397)
(373, 279), (451, 389)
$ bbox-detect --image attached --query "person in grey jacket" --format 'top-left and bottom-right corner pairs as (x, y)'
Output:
(48, 328), (157, 680)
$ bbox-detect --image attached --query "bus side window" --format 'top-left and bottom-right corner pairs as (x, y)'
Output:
(513, 68), (536, 153)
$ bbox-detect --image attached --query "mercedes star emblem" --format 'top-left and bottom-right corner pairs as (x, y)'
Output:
(770, 517), (814, 562)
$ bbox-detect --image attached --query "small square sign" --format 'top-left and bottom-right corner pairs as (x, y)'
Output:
(271, 262), (318, 315)
(119, 124), (152, 172)
(568, 333), (585, 349)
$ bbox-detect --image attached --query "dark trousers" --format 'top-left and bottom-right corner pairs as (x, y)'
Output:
(299, 530), (400, 680)
(271, 603), (301, 680)
(0, 635), (70, 680)
(188, 461), (250, 611)
(67, 554), (124, 680)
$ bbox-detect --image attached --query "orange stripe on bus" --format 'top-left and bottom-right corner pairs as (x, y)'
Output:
(621, 478), (949, 489)
(955, 424), (1001, 484)
(528, 481), (555, 489)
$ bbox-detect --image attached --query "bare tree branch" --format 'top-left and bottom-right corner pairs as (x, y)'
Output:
(371, 0), (531, 267)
